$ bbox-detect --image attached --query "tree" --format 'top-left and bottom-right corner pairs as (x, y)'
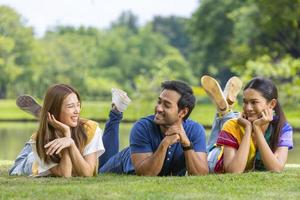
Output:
(0, 6), (40, 98)
(189, 0), (300, 102)
(188, 0), (242, 84)
(110, 10), (139, 34)
(236, 55), (300, 107)
(152, 16), (191, 57)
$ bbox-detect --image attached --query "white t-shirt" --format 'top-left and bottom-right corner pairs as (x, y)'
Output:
(30, 126), (105, 176)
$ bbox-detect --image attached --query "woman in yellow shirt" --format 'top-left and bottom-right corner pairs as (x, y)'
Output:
(9, 84), (130, 177)
(202, 76), (293, 173)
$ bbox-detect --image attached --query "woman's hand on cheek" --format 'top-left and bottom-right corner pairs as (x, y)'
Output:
(47, 112), (71, 137)
(253, 108), (273, 127)
(237, 112), (252, 130)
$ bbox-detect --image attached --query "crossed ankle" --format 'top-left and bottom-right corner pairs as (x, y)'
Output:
(218, 108), (231, 117)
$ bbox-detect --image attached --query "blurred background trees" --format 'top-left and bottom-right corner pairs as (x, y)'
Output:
(0, 1), (299, 107)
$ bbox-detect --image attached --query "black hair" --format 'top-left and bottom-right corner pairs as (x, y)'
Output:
(161, 80), (196, 120)
(244, 77), (286, 151)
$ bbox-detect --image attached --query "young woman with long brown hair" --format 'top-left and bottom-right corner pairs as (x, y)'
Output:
(9, 84), (130, 177)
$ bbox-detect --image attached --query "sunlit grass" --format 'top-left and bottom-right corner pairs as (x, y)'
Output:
(0, 162), (299, 200)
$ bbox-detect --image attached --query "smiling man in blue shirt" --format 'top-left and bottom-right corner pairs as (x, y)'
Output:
(99, 80), (208, 176)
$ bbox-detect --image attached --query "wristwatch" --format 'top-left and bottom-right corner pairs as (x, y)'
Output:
(182, 142), (194, 151)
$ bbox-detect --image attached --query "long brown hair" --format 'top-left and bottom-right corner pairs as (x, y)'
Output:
(36, 84), (87, 164)
(244, 77), (286, 151)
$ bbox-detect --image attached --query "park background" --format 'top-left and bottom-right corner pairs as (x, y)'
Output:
(0, 0), (299, 199)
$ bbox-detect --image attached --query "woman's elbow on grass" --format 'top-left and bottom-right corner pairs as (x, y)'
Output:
(135, 167), (158, 176)
(189, 167), (209, 176)
(224, 166), (244, 174)
(269, 165), (285, 173)
(79, 168), (95, 177)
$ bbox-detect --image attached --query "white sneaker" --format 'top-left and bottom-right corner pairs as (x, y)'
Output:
(111, 88), (131, 112)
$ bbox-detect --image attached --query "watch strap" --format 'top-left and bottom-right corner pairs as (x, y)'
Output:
(182, 142), (194, 151)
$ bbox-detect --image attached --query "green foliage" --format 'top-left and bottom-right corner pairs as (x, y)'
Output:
(110, 10), (139, 34)
(188, 0), (242, 83)
(234, 55), (300, 106)
(0, 6), (39, 98)
(1, 3), (300, 108)
(151, 16), (191, 57)
(189, 0), (300, 106)
(0, 6), (196, 101)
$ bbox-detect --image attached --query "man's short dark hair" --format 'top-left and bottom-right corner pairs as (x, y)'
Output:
(161, 80), (196, 120)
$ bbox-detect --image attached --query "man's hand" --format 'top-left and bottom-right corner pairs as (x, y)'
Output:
(162, 134), (180, 147)
(165, 122), (190, 147)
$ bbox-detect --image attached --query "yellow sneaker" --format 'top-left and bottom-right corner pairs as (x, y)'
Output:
(223, 76), (243, 106)
(201, 75), (228, 112)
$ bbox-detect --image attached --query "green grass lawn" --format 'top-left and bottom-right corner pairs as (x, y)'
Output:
(0, 99), (299, 127)
(0, 162), (299, 200)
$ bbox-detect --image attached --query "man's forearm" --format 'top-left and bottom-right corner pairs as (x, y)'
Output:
(184, 151), (208, 175)
(135, 141), (169, 176)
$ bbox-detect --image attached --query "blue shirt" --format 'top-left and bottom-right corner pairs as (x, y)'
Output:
(128, 115), (206, 176)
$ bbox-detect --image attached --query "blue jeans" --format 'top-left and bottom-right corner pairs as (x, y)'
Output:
(206, 111), (239, 152)
(206, 111), (238, 172)
(9, 110), (128, 176)
(8, 142), (35, 175)
(98, 110), (134, 174)
(99, 146), (134, 174)
(98, 110), (122, 169)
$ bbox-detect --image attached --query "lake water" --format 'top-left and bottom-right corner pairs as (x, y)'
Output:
(0, 122), (299, 164)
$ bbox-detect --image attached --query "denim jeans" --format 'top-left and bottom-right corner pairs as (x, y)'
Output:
(206, 111), (239, 172)
(98, 110), (123, 169)
(99, 146), (134, 174)
(206, 111), (239, 153)
(8, 142), (35, 175)
(98, 109), (134, 174)
(207, 146), (222, 172)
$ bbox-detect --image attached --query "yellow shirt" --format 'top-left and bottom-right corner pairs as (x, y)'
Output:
(217, 119), (256, 171)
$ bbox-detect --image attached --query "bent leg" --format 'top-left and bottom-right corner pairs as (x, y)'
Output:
(98, 110), (123, 170)
(206, 111), (239, 152)
(207, 146), (222, 173)
(99, 147), (134, 174)
(9, 142), (34, 176)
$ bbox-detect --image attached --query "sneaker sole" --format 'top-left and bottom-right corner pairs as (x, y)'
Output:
(224, 76), (243, 105)
(201, 75), (228, 111)
(16, 95), (41, 118)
